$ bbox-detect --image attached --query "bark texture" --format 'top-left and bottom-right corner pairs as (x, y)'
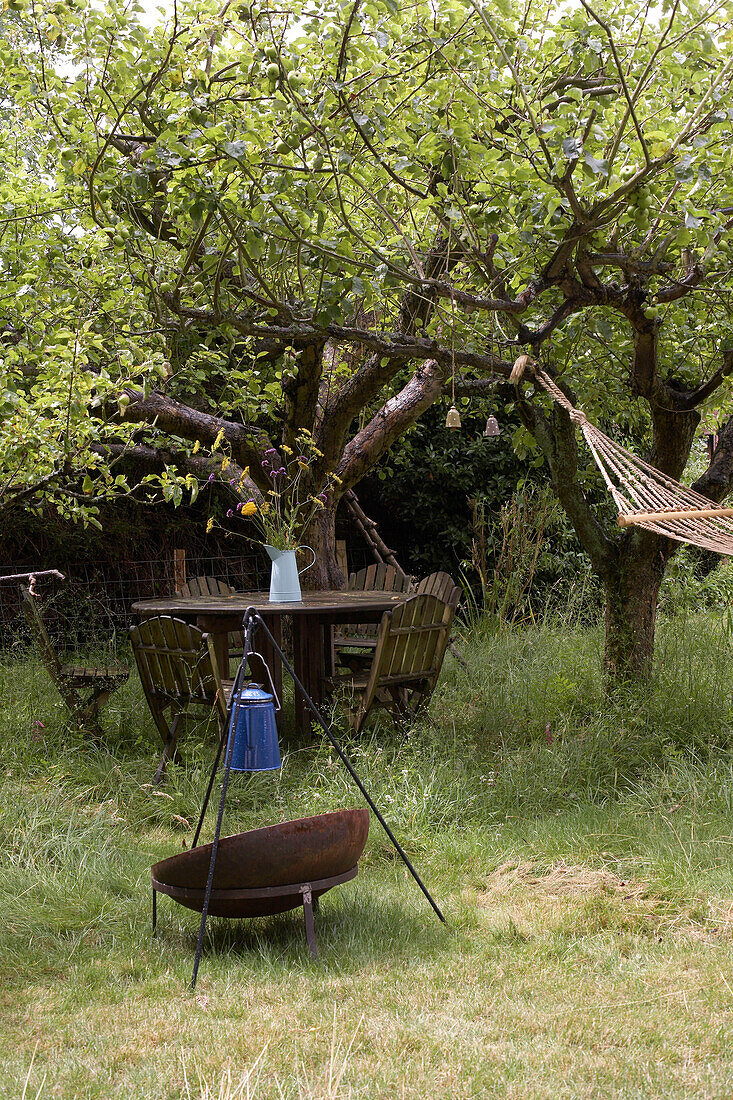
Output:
(603, 532), (668, 678)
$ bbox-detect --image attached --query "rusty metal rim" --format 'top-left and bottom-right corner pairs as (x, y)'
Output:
(152, 866), (357, 905)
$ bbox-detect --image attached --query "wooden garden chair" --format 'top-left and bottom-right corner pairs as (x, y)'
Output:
(21, 586), (129, 736)
(416, 571), (468, 671)
(332, 564), (414, 669)
(415, 571), (461, 609)
(175, 575), (244, 673)
(328, 593), (454, 733)
(129, 615), (234, 784)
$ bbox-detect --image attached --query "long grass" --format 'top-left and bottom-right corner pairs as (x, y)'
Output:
(2, 611), (733, 1097)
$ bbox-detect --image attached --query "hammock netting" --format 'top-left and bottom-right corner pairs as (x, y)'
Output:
(530, 366), (733, 557)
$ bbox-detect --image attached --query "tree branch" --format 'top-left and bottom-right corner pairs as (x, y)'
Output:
(693, 417), (733, 501)
(670, 349), (733, 411)
(336, 359), (446, 489)
(116, 389), (273, 472)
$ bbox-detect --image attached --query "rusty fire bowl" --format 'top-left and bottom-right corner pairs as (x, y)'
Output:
(151, 808), (369, 918)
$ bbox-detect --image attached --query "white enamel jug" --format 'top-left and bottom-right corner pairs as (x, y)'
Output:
(264, 544), (316, 602)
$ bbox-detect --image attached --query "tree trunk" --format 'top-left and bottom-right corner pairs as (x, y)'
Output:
(603, 531), (668, 678)
(298, 502), (344, 590)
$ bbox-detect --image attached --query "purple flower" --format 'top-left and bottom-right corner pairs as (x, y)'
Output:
(318, 492), (327, 502)
(278, 466), (287, 474)
(236, 502), (243, 512)
(264, 448), (279, 457)
(226, 508), (233, 518)
(261, 459), (270, 468)
(297, 455), (307, 463)
(229, 478), (236, 486)
(208, 473), (216, 482)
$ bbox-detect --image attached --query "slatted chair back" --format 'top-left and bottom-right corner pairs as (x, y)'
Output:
(176, 576), (236, 598)
(415, 571), (462, 610)
(129, 616), (228, 741)
(347, 564), (412, 593)
(21, 586), (63, 685)
(340, 564), (413, 641)
(353, 593), (453, 731)
(175, 576), (243, 670)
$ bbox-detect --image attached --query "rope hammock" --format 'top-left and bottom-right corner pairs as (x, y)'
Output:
(510, 356), (733, 556)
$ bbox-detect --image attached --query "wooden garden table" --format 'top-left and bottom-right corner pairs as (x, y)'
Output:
(130, 590), (409, 736)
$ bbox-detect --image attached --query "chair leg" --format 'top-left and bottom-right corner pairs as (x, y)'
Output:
(153, 711), (183, 785)
(448, 638), (468, 670)
(60, 686), (104, 739)
(78, 688), (113, 727)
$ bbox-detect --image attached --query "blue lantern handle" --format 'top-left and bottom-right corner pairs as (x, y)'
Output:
(245, 650), (281, 712)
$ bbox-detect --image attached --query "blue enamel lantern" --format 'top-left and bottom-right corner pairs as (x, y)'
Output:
(227, 682), (281, 772)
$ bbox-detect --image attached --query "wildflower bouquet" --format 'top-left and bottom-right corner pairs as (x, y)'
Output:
(223, 434), (339, 551)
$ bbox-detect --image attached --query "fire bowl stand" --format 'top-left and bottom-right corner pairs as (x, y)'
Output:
(178, 608), (444, 989)
(152, 867), (356, 958)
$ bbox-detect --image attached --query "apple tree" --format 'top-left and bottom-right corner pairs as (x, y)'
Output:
(7, 0), (733, 675)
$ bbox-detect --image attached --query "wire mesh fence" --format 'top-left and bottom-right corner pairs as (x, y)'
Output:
(0, 551), (267, 655)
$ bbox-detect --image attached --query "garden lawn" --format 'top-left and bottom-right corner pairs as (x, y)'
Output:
(2, 613), (733, 1099)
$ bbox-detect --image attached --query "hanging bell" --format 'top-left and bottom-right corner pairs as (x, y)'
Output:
(484, 414), (500, 438)
(445, 404), (462, 430)
(227, 681), (281, 771)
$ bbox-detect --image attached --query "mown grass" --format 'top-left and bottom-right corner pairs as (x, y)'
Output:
(2, 611), (733, 1098)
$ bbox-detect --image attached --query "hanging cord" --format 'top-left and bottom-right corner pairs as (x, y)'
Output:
(450, 287), (457, 407)
(510, 354), (733, 552)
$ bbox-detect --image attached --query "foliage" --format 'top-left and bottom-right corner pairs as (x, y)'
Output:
(0, 79), (174, 521)
(4, 0), (733, 663)
(659, 543), (733, 616)
(362, 402), (594, 610)
(359, 401), (528, 572)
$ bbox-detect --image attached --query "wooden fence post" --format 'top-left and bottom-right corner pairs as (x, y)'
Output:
(173, 548), (186, 592)
(336, 539), (348, 578)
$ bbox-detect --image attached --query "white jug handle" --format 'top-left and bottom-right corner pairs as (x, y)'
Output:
(297, 545), (316, 576)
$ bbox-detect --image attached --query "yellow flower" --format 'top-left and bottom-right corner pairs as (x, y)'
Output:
(212, 429), (225, 451)
(281, 444), (293, 455)
(297, 460), (308, 470)
(192, 440), (200, 454)
(220, 456), (230, 471)
(260, 502), (271, 514)
(206, 517), (214, 533)
(242, 501), (257, 516)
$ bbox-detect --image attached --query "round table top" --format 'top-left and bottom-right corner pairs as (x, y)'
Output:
(131, 590), (409, 617)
